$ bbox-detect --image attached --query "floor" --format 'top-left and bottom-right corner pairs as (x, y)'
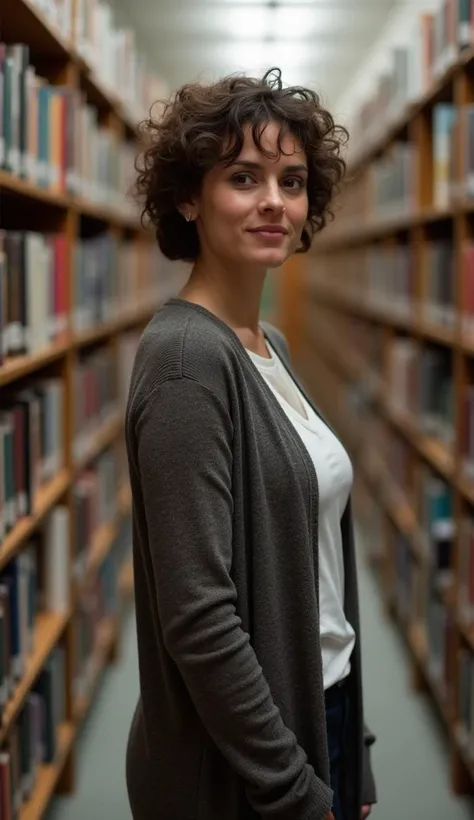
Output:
(47, 549), (474, 820)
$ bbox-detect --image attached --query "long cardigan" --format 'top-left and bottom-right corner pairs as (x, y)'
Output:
(125, 298), (377, 820)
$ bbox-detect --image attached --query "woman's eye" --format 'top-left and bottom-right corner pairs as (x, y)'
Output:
(232, 173), (254, 185)
(283, 177), (304, 190)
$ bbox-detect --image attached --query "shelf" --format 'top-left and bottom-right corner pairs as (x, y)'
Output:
(73, 616), (117, 723)
(0, 170), (70, 209)
(119, 558), (134, 601)
(347, 49), (474, 175)
(0, 340), (71, 389)
(308, 281), (457, 348)
(0, 610), (70, 744)
(3, 0), (73, 60)
(0, 469), (70, 571)
(74, 413), (123, 473)
(19, 721), (75, 820)
(73, 303), (157, 349)
(118, 483), (132, 517)
(317, 199), (474, 250)
(0, 170), (141, 229)
(3, 0), (139, 135)
(80, 519), (118, 585)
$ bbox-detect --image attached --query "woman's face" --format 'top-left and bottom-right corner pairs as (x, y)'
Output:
(191, 121), (309, 270)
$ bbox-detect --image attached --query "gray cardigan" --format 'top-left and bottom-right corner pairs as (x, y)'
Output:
(125, 298), (377, 820)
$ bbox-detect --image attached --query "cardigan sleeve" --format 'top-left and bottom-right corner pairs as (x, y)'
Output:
(134, 376), (333, 820)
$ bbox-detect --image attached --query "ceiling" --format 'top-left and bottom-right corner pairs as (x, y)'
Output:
(110, 0), (401, 108)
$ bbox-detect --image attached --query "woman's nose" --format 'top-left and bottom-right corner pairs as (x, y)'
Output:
(258, 181), (284, 213)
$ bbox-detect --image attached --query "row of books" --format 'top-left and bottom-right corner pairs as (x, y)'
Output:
(0, 229), (164, 363)
(0, 644), (66, 819)
(315, 239), (474, 335)
(72, 348), (119, 462)
(0, 379), (65, 541)
(0, 43), (137, 211)
(0, 230), (68, 362)
(72, 449), (118, 580)
(387, 340), (454, 447)
(366, 244), (415, 319)
(432, 103), (474, 207)
(28, 0), (168, 123)
(368, 143), (417, 219)
(73, 515), (132, 703)
(73, 235), (161, 332)
(352, 2), (474, 157)
(0, 506), (69, 711)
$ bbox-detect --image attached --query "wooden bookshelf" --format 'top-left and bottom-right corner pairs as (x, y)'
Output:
(72, 615), (118, 723)
(19, 722), (76, 820)
(295, 26), (474, 798)
(119, 558), (134, 602)
(0, 1), (165, 813)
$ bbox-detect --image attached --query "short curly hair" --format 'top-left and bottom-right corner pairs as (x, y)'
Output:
(134, 68), (348, 262)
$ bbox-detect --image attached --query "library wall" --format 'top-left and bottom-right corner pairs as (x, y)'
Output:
(0, 2), (182, 817)
(299, 2), (474, 797)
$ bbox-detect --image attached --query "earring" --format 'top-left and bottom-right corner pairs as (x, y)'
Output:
(282, 206), (286, 213)
(185, 213), (192, 222)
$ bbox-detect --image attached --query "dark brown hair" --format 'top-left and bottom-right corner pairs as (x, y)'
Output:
(134, 68), (348, 261)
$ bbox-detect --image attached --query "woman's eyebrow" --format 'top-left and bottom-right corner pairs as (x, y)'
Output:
(230, 160), (308, 173)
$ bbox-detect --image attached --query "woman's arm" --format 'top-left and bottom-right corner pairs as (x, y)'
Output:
(134, 376), (333, 820)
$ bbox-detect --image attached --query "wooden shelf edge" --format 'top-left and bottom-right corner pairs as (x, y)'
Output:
(0, 469), (70, 570)
(0, 170), (141, 228)
(74, 413), (123, 474)
(119, 558), (134, 601)
(19, 721), (75, 820)
(0, 341), (71, 388)
(118, 483), (132, 518)
(0, 610), (70, 745)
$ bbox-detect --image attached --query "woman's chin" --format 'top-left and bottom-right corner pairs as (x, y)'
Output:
(245, 248), (289, 269)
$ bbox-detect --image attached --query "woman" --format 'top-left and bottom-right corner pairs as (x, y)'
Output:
(125, 68), (377, 820)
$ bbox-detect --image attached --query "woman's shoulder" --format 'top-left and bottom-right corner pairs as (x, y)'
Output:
(128, 300), (240, 414)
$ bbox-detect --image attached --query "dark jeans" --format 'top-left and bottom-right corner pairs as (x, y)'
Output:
(325, 681), (350, 820)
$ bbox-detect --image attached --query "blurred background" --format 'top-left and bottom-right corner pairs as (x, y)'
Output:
(1, 1), (474, 819)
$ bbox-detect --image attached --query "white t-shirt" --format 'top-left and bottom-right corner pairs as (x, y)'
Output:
(246, 341), (356, 690)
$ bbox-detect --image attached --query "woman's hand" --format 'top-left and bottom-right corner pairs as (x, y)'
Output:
(361, 805), (372, 818)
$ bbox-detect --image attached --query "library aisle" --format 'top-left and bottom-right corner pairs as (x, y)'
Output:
(43, 540), (474, 820)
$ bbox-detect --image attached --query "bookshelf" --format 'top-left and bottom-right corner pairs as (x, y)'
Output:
(294, 3), (474, 797)
(0, 1), (167, 816)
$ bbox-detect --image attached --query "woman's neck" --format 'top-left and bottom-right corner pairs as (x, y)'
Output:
(178, 258), (270, 355)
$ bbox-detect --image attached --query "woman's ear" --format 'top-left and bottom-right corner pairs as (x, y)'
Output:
(178, 202), (197, 222)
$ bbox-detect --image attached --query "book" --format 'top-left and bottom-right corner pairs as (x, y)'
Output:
(423, 239), (455, 326)
(71, 347), (119, 463)
(419, 346), (454, 446)
(432, 103), (456, 209)
(72, 448), (118, 580)
(0, 230), (68, 362)
(0, 378), (64, 539)
(369, 142), (417, 219)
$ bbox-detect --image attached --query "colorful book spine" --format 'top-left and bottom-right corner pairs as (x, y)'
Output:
(0, 379), (64, 540)
(432, 102), (457, 209)
(72, 348), (118, 463)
